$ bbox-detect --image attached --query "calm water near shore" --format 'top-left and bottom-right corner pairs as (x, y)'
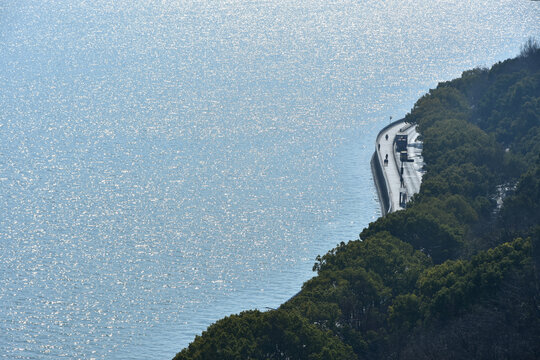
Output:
(1, 0), (539, 358)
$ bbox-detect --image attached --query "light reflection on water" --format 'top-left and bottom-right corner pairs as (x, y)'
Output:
(0, 0), (539, 358)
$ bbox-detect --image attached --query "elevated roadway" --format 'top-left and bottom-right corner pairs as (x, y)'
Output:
(371, 119), (424, 215)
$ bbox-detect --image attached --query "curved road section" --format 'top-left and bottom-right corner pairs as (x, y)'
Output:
(371, 119), (424, 215)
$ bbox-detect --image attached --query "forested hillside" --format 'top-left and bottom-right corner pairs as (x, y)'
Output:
(174, 40), (540, 360)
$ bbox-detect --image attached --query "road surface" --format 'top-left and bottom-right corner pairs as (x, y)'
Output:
(372, 120), (424, 214)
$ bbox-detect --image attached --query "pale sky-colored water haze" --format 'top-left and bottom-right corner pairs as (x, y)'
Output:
(1, 0), (539, 358)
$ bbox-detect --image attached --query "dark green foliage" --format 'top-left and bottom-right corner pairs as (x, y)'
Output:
(360, 196), (470, 263)
(174, 310), (356, 360)
(415, 238), (531, 321)
(311, 233), (431, 291)
(284, 233), (430, 356)
(405, 87), (470, 133)
(397, 238), (540, 360)
(421, 163), (494, 199)
(500, 163), (540, 232)
(174, 42), (540, 360)
(422, 119), (503, 175)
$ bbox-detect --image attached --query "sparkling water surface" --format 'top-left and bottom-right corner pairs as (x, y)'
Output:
(1, 0), (539, 358)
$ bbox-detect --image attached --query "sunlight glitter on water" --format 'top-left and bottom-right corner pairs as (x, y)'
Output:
(1, 0), (539, 359)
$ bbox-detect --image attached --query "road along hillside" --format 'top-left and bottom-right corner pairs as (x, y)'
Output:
(371, 119), (424, 215)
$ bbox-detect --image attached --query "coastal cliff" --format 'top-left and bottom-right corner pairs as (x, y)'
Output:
(174, 41), (540, 360)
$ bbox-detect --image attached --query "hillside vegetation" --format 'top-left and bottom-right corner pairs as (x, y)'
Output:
(174, 40), (540, 360)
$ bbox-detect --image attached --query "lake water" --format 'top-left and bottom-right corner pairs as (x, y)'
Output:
(1, 0), (538, 358)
